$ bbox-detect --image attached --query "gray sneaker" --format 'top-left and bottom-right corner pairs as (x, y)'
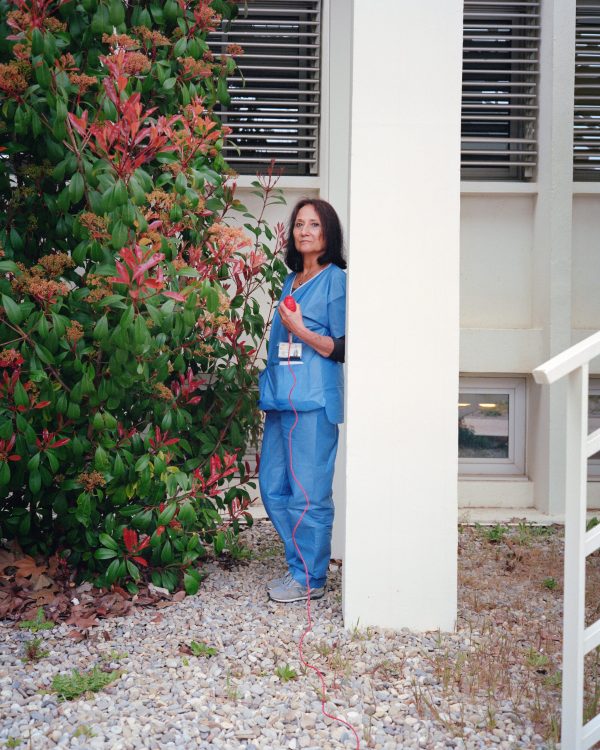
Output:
(268, 577), (325, 603)
(267, 571), (293, 592)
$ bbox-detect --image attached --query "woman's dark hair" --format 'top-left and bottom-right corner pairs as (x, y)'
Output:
(284, 198), (347, 272)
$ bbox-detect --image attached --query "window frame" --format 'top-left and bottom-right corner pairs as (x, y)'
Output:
(461, 0), (540, 182)
(209, 0), (322, 177)
(574, 0), (600, 181)
(588, 377), (600, 479)
(458, 376), (527, 476)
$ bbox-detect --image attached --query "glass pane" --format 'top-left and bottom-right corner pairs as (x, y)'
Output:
(589, 394), (600, 460)
(458, 393), (510, 459)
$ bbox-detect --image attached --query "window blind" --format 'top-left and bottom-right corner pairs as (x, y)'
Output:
(209, 0), (321, 176)
(462, 0), (540, 180)
(574, 1), (600, 180)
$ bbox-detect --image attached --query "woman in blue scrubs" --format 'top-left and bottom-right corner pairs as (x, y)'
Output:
(258, 199), (346, 603)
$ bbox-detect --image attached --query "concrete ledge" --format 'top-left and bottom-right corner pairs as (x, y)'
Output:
(460, 328), (544, 373)
(459, 478), (534, 508)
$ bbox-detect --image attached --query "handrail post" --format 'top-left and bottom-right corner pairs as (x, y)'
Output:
(562, 364), (588, 747)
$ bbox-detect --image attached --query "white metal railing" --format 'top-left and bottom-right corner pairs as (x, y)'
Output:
(533, 330), (600, 750)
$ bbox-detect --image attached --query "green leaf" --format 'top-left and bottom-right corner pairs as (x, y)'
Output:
(95, 547), (118, 560)
(68, 172), (85, 204)
(0, 260), (19, 273)
(95, 445), (109, 470)
(126, 559), (141, 581)
(178, 502), (196, 527)
(112, 453), (125, 477)
(173, 37), (187, 57)
(99, 533), (119, 550)
(160, 540), (173, 564)
(37, 313), (48, 338)
(109, 0), (125, 25)
(163, 77), (177, 90)
(184, 572), (199, 596)
(13, 379), (29, 408)
(29, 470), (42, 495)
(93, 315), (109, 341)
(157, 503), (177, 525)
(217, 76), (230, 106)
(34, 344), (55, 365)
(214, 531), (226, 555)
(67, 401), (81, 419)
(35, 61), (51, 89)
(120, 305), (135, 330)
(114, 179), (128, 206)
(0, 462), (10, 486)
(31, 28), (44, 56)
(134, 455), (149, 472)
(75, 493), (92, 526)
(161, 569), (178, 592)
(46, 451), (59, 473)
(98, 295), (127, 309)
(175, 171), (187, 194)
(105, 558), (121, 586)
(1, 294), (23, 325)
(111, 219), (128, 249)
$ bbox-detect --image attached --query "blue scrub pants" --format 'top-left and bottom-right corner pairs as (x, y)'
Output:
(259, 409), (339, 589)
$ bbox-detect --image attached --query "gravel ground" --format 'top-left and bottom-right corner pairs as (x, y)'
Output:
(0, 521), (572, 750)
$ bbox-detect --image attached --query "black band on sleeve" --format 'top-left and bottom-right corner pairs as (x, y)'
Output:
(327, 336), (345, 364)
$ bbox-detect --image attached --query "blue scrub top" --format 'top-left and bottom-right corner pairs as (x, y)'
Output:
(258, 264), (346, 424)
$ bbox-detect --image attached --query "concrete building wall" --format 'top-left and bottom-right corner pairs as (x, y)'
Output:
(243, 0), (600, 583)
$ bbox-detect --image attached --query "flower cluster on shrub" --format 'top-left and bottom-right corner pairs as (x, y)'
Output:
(0, 0), (288, 594)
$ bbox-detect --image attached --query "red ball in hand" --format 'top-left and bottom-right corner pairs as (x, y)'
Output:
(283, 295), (297, 312)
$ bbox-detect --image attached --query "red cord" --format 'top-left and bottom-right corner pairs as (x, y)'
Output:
(286, 333), (361, 750)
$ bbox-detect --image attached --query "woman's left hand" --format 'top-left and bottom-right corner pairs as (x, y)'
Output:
(278, 300), (306, 337)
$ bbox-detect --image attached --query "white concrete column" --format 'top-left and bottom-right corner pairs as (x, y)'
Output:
(343, 0), (462, 631)
(322, 0), (353, 561)
(531, 0), (576, 515)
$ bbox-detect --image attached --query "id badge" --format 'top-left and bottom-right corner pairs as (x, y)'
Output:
(278, 342), (303, 360)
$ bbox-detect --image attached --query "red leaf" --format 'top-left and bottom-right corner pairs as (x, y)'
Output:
(132, 556), (148, 567)
(137, 535), (151, 551)
(163, 291), (186, 302)
(68, 111), (89, 137)
(34, 401), (51, 409)
(123, 528), (138, 553)
(47, 438), (70, 449)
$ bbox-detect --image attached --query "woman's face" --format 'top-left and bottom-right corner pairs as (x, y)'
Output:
(293, 204), (325, 259)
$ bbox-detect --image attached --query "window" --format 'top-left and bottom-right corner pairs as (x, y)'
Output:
(461, 1), (540, 181)
(209, 0), (321, 176)
(588, 379), (600, 478)
(574, 0), (600, 180)
(459, 377), (526, 475)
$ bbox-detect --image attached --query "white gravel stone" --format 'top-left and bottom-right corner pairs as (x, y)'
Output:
(0, 522), (562, 749)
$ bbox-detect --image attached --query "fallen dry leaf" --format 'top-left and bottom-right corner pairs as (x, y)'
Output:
(0, 549), (17, 575)
(30, 589), (57, 605)
(32, 573), (55, 592)
(65, 604), (99, 628)
(12, 556), (47, 580)
(68, 630), (88, 642)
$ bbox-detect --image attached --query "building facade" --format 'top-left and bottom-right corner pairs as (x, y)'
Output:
(216, 0), (600, 628)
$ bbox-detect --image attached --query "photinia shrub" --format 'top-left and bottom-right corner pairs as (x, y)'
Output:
(0, 0), (287, 593)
